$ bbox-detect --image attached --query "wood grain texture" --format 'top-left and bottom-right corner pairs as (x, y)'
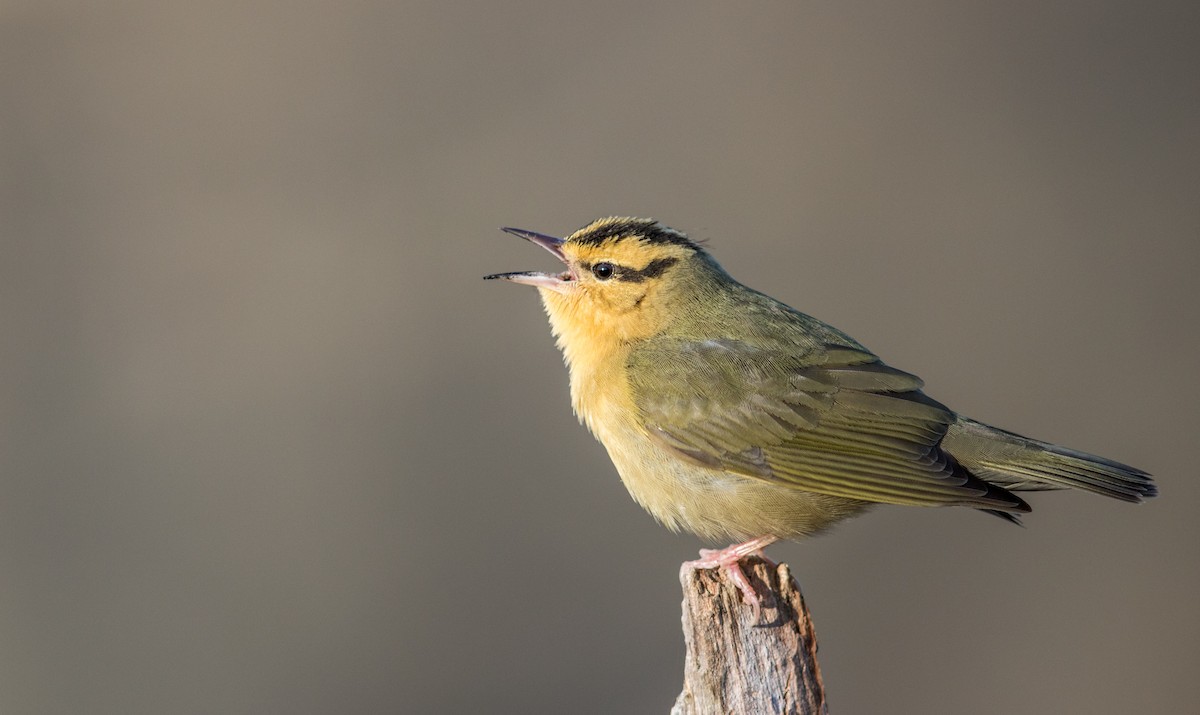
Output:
(673, 558), (828, 715)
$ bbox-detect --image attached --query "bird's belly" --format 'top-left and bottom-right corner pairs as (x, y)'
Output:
(594, 418), (871, 542)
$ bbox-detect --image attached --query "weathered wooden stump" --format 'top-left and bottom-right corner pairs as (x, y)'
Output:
(673, 557), (828, 715)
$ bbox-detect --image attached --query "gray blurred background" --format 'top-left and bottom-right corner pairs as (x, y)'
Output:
(2, 2), (1197, 713)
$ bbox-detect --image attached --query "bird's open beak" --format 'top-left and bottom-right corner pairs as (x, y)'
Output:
(483, 227), (576, 292)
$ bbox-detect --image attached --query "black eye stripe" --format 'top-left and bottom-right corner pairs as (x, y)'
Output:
(580, 257), (679, 283)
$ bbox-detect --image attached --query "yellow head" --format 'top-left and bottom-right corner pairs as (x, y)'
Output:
(485, 217), (725, 352)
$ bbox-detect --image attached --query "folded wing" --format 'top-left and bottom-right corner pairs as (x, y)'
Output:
(629, 339), (1029, 513)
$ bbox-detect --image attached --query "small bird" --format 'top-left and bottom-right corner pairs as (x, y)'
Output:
(485, 217), (1156, 604)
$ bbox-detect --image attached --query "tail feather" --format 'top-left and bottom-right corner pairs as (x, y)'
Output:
(980, 508), (1025, 525)
(944, 417), (1156, 503)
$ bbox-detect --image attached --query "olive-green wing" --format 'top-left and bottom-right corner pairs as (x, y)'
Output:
(629, 338), (1027, 511)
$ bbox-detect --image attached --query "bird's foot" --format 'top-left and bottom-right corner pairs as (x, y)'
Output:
(681, 535), (779, 610)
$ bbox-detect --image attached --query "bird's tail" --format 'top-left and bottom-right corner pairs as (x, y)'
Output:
(944, 417), (1157, 502)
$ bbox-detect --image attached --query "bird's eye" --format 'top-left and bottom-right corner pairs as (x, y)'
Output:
(592, 262), (615, 280)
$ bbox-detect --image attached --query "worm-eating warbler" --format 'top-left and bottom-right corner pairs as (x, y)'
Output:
(485, 217), (1155, 603)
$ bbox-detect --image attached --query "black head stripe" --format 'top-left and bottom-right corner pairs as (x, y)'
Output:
(572, 219), (700, 251)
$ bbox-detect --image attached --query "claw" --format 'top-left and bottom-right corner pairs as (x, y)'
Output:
(681, 535), (779, 612)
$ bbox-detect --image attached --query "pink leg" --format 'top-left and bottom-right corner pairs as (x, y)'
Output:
(681, 535), (779, 608)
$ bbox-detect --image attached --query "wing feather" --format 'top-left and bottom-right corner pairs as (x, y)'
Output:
(629, 338), (1027, 512)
